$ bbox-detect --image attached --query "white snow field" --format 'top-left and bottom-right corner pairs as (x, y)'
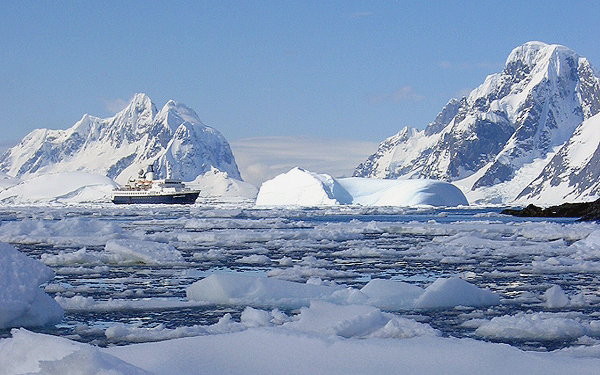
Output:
(256, 167), (469, 206)
(0, 172), (117, 204)
(1, 204), (600, 374)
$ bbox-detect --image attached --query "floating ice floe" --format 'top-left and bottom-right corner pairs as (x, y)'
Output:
(0, 243), (63, 329)
(0, 217), (124, 246)
(413, 277), (500, 309)
(186, 273), (500, 310)
(543, 285), (571, 308)
(255, 167), (468, 207)
(475, 312), (600, 341)
(186, 273), (347, 308)
(41, 239), (186, 268)
(282, 301), (440, 339)
(105, 239), (184, 265)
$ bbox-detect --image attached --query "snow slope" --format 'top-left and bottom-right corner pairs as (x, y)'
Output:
(256, 167), (468, 207)
(0, 172), (117, 204)
(0, 171), (19, 190)
(355, 42), (600, 205)
(0, 94), (241, 184)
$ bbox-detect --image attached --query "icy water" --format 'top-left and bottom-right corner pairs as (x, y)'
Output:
(1, 203), (600, 351)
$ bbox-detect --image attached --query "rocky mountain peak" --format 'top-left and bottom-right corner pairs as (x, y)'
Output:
(0, 94), (241, 184)
(354, 42), (600, 204)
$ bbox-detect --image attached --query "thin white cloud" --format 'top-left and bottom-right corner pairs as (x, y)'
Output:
(103, 97), (129, 114)
(230, 136), (379, 187)
(455, 87), (473, 99)
(391, 86), (424, 102)
(368, 85), (423, 105)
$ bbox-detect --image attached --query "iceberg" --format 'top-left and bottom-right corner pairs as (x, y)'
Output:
(338, 177), (469, 207)
(256, 167), (468, 207)
(255, 167), (352, 206)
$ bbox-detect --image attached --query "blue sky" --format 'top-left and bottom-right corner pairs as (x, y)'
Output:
(1, 0), (599, 146)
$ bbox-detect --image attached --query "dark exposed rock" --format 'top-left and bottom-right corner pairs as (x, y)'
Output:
(354, 42), (600, 204)
(501, 198), (600, 221)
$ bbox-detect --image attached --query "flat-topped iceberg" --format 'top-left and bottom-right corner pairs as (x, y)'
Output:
(255, 167), (468, 207)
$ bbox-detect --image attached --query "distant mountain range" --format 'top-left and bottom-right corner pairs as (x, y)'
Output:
(0, 94), (241, 184)
(354, 41), (600, 205)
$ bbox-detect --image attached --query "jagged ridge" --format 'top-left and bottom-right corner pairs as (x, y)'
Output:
(0, 94), (241, 184)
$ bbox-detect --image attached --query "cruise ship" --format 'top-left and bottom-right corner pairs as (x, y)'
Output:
(112, 166), (200, 204)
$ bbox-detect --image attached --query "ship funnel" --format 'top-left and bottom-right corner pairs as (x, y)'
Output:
(146, 165), (155, 181)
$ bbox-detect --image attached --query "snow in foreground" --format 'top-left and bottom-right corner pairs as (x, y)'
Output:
(256, 167), (469, 206)
(3, 324), (600, 375)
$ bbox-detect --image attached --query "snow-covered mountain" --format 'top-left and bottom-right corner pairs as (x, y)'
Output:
(0, 94), (241, 184)
(517, 112), (600, 202)
(354, 42), (600, 204)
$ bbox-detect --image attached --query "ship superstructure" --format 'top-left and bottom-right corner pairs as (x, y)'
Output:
(112, 166), (200, 204)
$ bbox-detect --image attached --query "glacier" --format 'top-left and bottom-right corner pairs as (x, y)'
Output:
(355, 42), (600, 205)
